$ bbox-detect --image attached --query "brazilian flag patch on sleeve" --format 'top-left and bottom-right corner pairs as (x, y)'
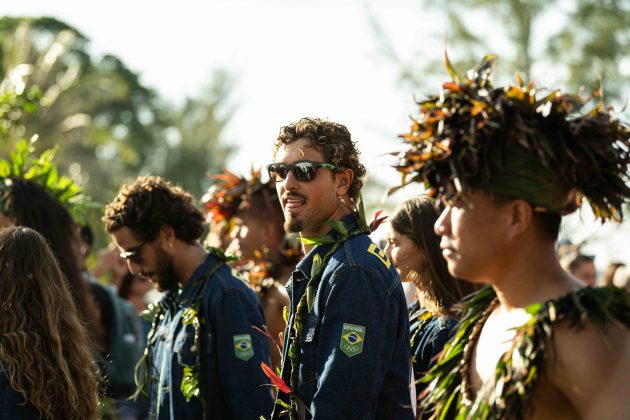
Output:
(233, 334), (254, 361)
(340, 323), (365, 357)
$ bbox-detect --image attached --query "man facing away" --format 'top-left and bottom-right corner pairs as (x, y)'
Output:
(103, 176), (274, 419)
(268, 118), (414, 419)
(394, 55), (630, 419)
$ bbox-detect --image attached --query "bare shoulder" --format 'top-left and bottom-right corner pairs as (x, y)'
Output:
(548, 318), (630, 419)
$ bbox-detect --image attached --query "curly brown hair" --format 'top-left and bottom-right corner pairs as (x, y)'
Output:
(273, 117), (366, 202)
(103, 176), (205, 243)
(0, 227), (100, 419)
(8, 178), (105, 351)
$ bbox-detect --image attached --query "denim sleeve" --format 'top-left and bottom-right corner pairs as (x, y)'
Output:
(211, 288), (275, 419)
(310, 266), (412, 419)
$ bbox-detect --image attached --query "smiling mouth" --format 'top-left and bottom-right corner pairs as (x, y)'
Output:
(285, 197), (306, 211)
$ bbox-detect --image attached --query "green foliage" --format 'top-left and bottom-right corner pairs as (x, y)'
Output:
(181, 364), (201, 402)
(0, 16), (236, 250)
(0, 139), (94, 222)
(369, 1), (629, 104)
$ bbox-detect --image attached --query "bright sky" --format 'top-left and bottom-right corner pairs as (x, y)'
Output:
(4, 0), (630, 268)
(3, 0), (436, 188)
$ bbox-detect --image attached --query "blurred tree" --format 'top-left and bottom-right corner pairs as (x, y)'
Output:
(367, 0), (630, 102)
(161, 69), (237, 198)
(0, 16), (170, 201)
(0, 16), (237, 249)
(547, 0), (630, 102)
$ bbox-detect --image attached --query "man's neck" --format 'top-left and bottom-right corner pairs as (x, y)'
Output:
(300, 203), (353, 254)
(175, 243), (208, 287)
(489, 241), (582, 311)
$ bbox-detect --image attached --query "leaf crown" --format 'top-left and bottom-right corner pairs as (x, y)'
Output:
(393, 54), (630, 221)
(0, 139), (91, 223)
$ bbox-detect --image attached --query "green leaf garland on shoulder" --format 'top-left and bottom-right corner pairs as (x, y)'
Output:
(420, 286), (630, 419)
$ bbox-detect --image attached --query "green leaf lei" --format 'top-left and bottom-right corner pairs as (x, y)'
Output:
(0, 139), (94, 223)
(132, 249), (228, 412)
(420, 285), (630, 419)
(281, 198), (374, 419)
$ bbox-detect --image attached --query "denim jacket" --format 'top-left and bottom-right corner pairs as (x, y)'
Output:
(408, 301), (457, 397)
(147, 253), (274, 419)
(273, 215), (414, 419)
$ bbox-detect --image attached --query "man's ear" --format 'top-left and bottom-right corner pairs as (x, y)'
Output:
(335, 168), (354, 197)
(507, 199), (533, 240)
(159, 225), (177, 248)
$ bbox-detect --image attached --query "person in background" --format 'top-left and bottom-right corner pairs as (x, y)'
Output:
(385, 196), (479, 398)
(0, 226), (100, 419)
(0, 145), (106, 353)
(561, 252), (597, 286)
(104, 175), (274, 419)
(202, 168), (300, 370)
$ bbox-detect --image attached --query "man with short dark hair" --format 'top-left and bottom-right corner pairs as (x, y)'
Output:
(268, 118), (414, 419)
(394, 56), (630, 419)
(103, 176), (274, 419)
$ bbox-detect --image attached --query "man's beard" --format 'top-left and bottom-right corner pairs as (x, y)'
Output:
(154, 248), (179, 292)
(284, 215), (303, 233)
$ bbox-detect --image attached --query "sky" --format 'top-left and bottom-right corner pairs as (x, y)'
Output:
(3, 0), (630, 268)
(3, 0), (433, 185)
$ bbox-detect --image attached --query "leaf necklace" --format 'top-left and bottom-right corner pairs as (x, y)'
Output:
(133, 249), (228, 415)
(277, 197), (385, 419)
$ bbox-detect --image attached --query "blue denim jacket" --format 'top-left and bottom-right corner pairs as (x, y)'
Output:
(408, 301), (457, 397)
(273, 215), (414, 419)
(0, 368), (39, 419)
(147, 254), (274, 419)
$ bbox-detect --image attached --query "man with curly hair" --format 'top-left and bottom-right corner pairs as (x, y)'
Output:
(103, 176), (274, 419)
(394, 56), (630, 419)
(267, 118), (414, 419)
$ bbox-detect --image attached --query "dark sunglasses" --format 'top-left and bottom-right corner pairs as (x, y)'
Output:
(120, 241), (147, 265)
(267, 160), (338, 182)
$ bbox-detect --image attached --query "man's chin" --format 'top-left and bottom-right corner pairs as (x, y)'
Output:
(284, 216), (303, 233)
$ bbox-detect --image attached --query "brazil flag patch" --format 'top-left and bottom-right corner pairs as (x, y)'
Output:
(233, 334), (254, 361)
(340, 323), (365, 357)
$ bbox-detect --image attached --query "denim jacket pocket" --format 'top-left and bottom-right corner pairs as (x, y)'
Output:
(301, 314), (319, 343)
(297, 314), (319, 402)
(174, 325), (213, 366)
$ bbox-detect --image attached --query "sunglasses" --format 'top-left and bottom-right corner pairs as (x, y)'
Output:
(120, 241), (147, 265)
(267, 160), (338, 182)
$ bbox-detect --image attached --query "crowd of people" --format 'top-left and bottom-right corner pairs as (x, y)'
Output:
(1, 55), (630, 420)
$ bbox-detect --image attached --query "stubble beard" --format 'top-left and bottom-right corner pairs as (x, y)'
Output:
(284, 214), (303, 233)
(155, 249), (180, 292)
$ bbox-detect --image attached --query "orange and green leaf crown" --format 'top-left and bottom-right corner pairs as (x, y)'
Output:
(393, 54), (630, 221)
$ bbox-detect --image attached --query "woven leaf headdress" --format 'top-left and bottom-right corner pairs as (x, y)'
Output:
(392, 54), (630, 221)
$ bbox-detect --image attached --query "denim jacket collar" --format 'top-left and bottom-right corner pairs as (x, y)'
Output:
(294, 212), (360, 281)
(176, 252), (222, 305)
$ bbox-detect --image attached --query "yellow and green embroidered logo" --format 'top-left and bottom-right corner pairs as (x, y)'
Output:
(233, 334), (254, 361)
(340, 323), (365, 357)
(367, 243), (391, 269)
